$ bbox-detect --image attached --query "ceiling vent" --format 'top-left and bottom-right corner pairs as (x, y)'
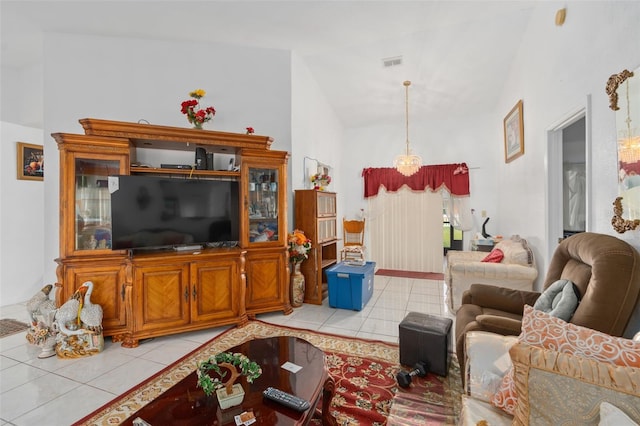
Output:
(382, 56), (403, 68)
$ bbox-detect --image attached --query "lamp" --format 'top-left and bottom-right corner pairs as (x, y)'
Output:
(619, 76), (640, 164)
(394, 80), (422, 176)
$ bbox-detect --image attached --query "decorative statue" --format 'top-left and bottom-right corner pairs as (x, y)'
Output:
(25, 284), (59, 358)
(54, 281), (104, 358)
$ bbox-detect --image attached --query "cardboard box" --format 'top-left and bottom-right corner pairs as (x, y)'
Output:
(326, 261), (375, 310)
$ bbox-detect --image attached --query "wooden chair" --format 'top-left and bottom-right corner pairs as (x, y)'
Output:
(340, 218), (365, 262)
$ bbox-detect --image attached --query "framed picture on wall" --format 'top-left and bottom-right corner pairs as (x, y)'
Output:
(503, 100), (524, 163)
(16, 142), (44, 181)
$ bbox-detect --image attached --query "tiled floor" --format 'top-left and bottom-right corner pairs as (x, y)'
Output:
(0, 275), (453, 425)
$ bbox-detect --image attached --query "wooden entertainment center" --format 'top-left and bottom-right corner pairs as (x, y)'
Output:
(53, 119), (291, 348)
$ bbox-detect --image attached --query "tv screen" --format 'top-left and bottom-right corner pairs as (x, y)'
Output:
(109, 175), (239, 250)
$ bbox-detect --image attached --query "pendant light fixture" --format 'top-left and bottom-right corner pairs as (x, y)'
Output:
(394, 80), (422, 176)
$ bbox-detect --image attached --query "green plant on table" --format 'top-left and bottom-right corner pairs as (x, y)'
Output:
(196, 351), (262, 396)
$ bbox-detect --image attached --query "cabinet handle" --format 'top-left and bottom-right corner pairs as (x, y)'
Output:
(121, 284), (126, 301)
(184, 288), (189, 302)
(192, 286), (197, 301)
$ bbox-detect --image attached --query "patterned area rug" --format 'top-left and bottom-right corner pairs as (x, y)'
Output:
(376, 269), (445, 280)
(0, 319), (30, 338)
(75, 321), (461, 425)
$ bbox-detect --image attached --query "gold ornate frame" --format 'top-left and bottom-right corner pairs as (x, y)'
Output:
(503, 100), (524, 163)
(609, 68), (638, 233)
(612, 197), (640, 234)
(606, 69), (634, 111)
(16, 142), (44, 181)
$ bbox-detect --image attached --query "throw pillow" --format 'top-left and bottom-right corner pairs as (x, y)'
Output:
(494, 240), (528, 265)
(509, 342), (640, 425)
(599, 402), (640, 426)
(490, 305), (640, 415)
(532, 279), (580, 321)
(464, 331), (518, 402)
(481, 248), (504, 263)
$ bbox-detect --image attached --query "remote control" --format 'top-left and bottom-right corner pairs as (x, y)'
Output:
(262, 387), (311, 412)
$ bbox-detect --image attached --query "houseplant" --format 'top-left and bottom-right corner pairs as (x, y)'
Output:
(196, 351), (262, 409)
(288, 229), (312, 307)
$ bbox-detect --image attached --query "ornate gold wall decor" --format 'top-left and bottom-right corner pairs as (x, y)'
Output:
(612, 197), (640, 233)
(606, 69), (634, 111)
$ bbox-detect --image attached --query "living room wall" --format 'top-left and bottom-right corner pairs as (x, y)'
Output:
(38, 33), (294, 296)
(493, 2), (640, 275)
(0, 123), (45, 305)
(0, 33), (345, 306)
(339, 2), (640, 285)
(2, 2), (640, 304)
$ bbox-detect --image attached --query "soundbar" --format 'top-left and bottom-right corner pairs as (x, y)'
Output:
(160, 164), (193, 170)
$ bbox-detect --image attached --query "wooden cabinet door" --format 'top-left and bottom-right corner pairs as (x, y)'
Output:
(190, 259), (241, 323)
(240, 150), (288, 248)
(245, 249), (290, 315)
(62, 261), (127, 333)
(134, 263), (190, 332)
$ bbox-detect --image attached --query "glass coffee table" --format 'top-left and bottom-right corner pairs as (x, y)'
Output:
(121, 336), (335, 425)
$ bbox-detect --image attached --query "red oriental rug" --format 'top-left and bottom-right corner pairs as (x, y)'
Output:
(75, 321), (461, 425)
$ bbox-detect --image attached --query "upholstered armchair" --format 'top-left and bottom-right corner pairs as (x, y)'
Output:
(455, 232), (640, 376)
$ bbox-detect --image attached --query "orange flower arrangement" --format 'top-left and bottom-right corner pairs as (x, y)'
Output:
(288, 229), (312, 263)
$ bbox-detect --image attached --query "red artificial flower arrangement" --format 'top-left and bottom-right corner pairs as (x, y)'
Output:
(246, 127), (255, 134)
(181, 89), (216, 129)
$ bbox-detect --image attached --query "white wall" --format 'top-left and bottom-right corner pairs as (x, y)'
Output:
(40, 33), (293, 293)
(0, 122), (45, 305)
(494, 2), (640, 282)
(3, 1), (640, 303)
(341, 113), (500, 246)
(291, 53), (344, 230)
(340, 2), (640, 288)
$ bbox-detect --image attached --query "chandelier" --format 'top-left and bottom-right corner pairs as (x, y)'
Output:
(619, 77), (640, 165)
(394, 80), (422, 176)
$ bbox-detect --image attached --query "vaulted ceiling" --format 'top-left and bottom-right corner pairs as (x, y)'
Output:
(1, 1), (539, 127)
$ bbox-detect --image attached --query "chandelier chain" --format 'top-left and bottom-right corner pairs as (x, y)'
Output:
(394, 80), (422, 176)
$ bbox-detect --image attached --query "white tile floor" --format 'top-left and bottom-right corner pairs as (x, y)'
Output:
(0, 275), (453, 425)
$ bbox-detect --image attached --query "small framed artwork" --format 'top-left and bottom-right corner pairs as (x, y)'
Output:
(503, 100), (524, 163)
(17, 142), (44, 181)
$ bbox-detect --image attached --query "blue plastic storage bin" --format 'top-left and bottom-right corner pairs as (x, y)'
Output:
(326, 261), (375, 310)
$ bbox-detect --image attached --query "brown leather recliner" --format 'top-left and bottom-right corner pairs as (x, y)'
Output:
(455, 232), (640, 377)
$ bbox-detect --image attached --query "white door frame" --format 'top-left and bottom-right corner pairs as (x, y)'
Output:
(545, 95), (592, 265)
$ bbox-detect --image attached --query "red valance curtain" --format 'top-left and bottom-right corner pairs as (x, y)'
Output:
(362, 163), (470, 198)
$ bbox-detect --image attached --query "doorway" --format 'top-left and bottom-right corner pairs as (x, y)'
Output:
(546, 97), (591, 266)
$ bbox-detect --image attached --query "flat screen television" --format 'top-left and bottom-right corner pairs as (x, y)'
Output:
(109, 175), (239, 251)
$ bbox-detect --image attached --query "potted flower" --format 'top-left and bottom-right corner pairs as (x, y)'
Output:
(311, 173), (331, 191)
(196, 351), (262, 409)
(288, 230), (312, 307)
(181, 89), (216, 129)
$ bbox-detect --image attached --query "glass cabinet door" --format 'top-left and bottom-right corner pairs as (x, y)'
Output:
(247, 167), (279, 243)
(74, 158), (121, 252)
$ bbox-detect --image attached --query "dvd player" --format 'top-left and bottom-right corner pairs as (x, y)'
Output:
(160, 164), (193, 169)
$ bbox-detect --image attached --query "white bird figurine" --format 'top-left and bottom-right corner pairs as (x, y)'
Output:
(55, 281), (103, 336)
(26, 284), (56, 324)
